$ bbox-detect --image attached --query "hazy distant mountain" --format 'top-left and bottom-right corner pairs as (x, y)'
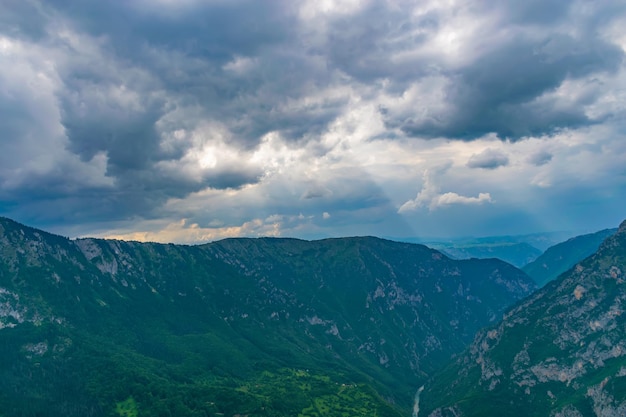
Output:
(395, 233), (591, 268)
(429, 242), (542, 268)
(0, 217), (535, 417)
(393, 231), (576, 253)
(419, 219), (626, 417)
(523, 228), (618, 287)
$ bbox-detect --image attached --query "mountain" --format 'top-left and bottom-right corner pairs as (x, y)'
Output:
(428, 241), (542, 268)
(0, 217), (536, 417)
(398, 232), (594, 268)
(419, 219), (626, 417)
(394, 231), (576, 253)
(523, 228), (618, 287)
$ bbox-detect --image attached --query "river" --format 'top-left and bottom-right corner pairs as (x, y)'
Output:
(412, 385), (424, 417)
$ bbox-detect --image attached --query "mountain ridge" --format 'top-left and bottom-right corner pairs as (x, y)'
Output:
(419, 218), (626, 417)
(523, 228), (618, 287)
(0, 216), (536, 416)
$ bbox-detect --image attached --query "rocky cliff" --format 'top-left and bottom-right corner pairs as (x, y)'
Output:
(420, 219), (626, 417)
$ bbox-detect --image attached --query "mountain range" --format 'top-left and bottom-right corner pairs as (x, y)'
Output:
(0, 217), (536, 417)
(429, 241), (542, 269)
(419, 219), (626, 417)
(523, 228), (618, 287)
(398, 231), (580, 268)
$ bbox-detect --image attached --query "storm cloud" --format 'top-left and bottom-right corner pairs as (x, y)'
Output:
(467, 149), (509, 170)
(1, 0), (625, 240)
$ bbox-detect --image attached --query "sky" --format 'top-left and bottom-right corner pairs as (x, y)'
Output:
(1, 0), (625, 244)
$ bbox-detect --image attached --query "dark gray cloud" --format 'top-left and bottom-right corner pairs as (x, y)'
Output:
(34, 0), (293, 59)
(44, 0), (336, 147)
(527, 151), (553, 167)
(1, 0), (625, 239)
(322, 2), (438, 85)
(0, 0), (309, 226)
(312, 0), (625, 140)
(301, 185), (333, 200)
(0, 0), (49, 41)
(251, 0), (626, 142)
(467, 149), (510, 170)
(7, 0), (623, 150)
(497, 0), (572, 25)
(390, 33), (623, 140)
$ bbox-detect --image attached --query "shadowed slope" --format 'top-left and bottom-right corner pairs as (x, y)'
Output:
(0, 217), (535, 416)
(420, 219), (626, 417)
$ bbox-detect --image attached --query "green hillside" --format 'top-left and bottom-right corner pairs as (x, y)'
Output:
(523, 228), (617, 287)
(0, 217), (535, 417)
(420, 219), (626, 417)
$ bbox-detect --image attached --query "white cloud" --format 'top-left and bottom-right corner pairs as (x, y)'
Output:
(398, 164), (493, 212)
(433, 192), (492, 207)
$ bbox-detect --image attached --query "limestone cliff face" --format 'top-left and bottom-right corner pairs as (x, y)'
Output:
(420, 219), (626, 417)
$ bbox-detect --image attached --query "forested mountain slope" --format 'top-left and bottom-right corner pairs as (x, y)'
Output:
(0, 217), (535, 417)
(523, 228), (617, 287)
(420, 220), (626, 417)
